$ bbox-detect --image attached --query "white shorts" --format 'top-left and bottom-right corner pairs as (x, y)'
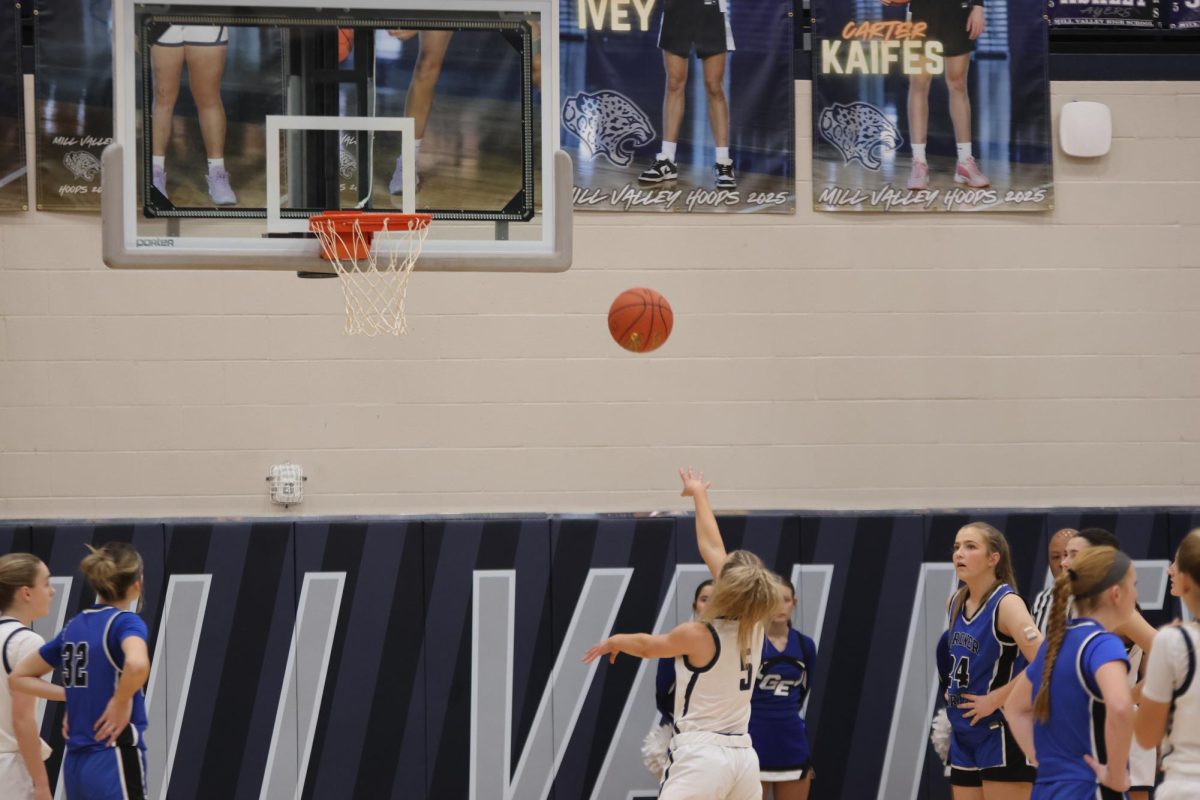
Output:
(660, 733), (760, 800)
(761, 767), (810, 782)
(0, 752), (36, 800)
(1130, 737), (1156, 789)
(156, 25), (228, 46)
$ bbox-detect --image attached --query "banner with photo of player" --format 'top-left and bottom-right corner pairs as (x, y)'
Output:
(1170, 0), (1200, 28)
(1048, 0), (1160, 27)
(560, 0), (795, 214)
(34, 0), (114, 211)
(0, 3), (27, 211)
(812, 0), (1053, 212)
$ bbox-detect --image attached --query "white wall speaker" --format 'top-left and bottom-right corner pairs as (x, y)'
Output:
(1060, 101), (1112, 158)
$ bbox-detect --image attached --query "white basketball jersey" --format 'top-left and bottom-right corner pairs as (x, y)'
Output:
(1145, 623), (1200, 783)
(673, 620), (763, 736)
(0, 619), (45, 754)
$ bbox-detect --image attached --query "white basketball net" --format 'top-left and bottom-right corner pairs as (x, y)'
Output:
(310, 215), (430, 336)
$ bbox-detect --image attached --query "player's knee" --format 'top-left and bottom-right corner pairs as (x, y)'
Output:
(666, 75), (687, 94)
(703, 79), (725, 100)
(945, 73), (968, 93)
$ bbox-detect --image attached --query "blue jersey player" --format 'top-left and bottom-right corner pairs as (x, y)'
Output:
(1004, 546), (1138, 800)
(750, 577), (816, 800)
(944, 522), (1043, 800)
(12, 543), (150, 800)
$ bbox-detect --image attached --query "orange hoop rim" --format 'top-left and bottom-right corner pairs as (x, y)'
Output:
(308, 211), (432, 262)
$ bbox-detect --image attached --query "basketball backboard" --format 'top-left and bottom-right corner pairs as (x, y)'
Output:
(102, 0), (570, 273)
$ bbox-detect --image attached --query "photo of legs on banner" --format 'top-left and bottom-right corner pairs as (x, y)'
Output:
(639, 0), (736, 190)
(812, 0), (1053, 211)
(150, 25), (238, 205)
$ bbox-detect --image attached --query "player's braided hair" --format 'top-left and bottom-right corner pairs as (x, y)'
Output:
(701, 550), (783, 657)
(1034, 545), (1124, 723)
(80, 542), (143, 602)
(949, 522), (1018, 622)
(0, 553), (42, 610)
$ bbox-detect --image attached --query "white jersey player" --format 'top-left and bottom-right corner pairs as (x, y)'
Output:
(584, 468), (781, 800)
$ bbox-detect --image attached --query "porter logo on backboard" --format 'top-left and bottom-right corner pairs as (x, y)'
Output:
(818, 102), (902, 170)
(562, 90), (654, 167)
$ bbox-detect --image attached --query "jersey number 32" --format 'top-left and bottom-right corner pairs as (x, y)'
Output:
(61, 642), (89, 688)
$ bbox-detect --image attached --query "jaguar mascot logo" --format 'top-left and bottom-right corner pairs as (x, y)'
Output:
(63, 150), (102, 183)
(818, 102), (903, 171)
(562, 90), (655, 168)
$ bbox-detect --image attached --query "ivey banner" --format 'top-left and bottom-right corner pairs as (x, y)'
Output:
(0, 3), (27, 210)
(34, 0), (113, 211)
(561, 0), (795, 214)
(812, 0), (1053, 212)
(1049, 0), (1160, 27)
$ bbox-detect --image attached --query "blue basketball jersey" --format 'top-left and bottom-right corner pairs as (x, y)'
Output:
(945, 584), (1021, 733)
(751, 629), (816, 719)
(749, 629), (816, 771)
(1024, 618), (1129, 791)
(40, 605), (150, 754)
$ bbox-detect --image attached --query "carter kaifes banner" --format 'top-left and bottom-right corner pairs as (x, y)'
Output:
(0, 4), (26, 210)
(561, 0), (795, 214)
(812, 0), (1053, 212)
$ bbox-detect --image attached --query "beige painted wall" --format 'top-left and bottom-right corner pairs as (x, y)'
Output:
(1, 80), (1198, 518)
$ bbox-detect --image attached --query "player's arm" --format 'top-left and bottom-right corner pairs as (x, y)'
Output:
(1115, 611), (1156, 658)
(966, 3), (985, 38)
(583, 621), (715, 666)
(997, 593), (1044, 663)
(94, 636), (149, 747)
(961, 595), (1043, 722)
(1001, 670), (1037, 766)
(9, 650), (65, 701)
(11, 688), (52, 800)
(1134, 627), (1179, 750)
(679, 467), (725, 579)
(1084, 661), (1133, 793)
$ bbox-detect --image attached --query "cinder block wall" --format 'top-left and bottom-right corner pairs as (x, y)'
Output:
(2, 81), (1198, 517)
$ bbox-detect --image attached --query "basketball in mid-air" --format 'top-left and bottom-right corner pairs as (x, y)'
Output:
(338, 29), (354, 63)
(608, 288), (673, 353)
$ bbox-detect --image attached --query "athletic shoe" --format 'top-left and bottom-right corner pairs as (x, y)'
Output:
(954, 157), (990, 189)
(906, 159), (929, 190)
(152, 165), (168, 198)
(714, 160), (736, 189)
(638, 156), (678, 183)
(388, 157), (420, 194)
(206, 167), (237, 205)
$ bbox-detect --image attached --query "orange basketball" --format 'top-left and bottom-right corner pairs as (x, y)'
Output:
(338, 29), (354, 63)
(608, 288), (673, 353)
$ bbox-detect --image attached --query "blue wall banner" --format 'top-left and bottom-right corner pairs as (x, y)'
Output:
(561, 0), (795, 214)
(812, 0), (1053, 212)
(0, 2), (26, 211)
(1049, 0), (1161, 27)
(3, 509), (1194, 799)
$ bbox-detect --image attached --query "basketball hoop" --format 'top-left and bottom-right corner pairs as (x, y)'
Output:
(308, 211), (432, 336)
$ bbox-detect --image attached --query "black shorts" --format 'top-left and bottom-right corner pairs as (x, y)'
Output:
(909, 0), (976, 57)
(948, 724), (1036, 786)
(658, 0), (733, 59)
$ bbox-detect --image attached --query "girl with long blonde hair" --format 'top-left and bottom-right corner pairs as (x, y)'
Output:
(0, 554), (59, 800)
(584, 468), (781, 800)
